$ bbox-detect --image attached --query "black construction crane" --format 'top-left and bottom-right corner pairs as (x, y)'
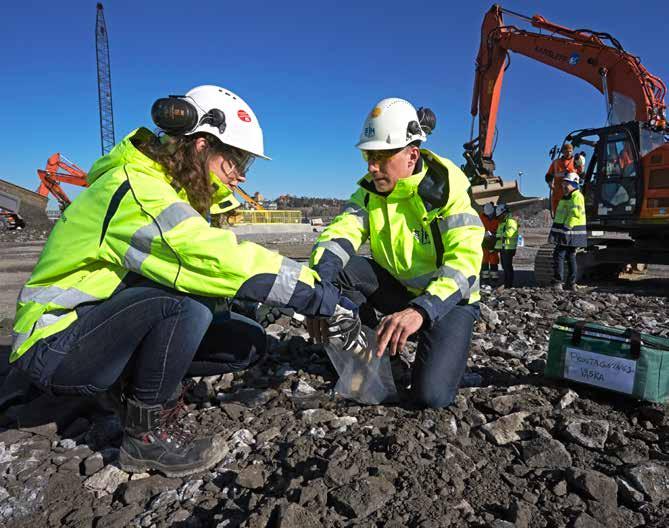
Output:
(95, 3), (115, 155)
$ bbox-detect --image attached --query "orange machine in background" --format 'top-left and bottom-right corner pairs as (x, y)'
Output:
(37, 153), (88, 210)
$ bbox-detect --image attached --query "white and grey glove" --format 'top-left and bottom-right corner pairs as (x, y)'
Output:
(326, 297), (368, 354)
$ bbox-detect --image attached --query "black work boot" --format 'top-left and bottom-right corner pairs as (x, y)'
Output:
(118, 395), (227, 477)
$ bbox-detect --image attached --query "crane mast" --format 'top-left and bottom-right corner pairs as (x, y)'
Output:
(95, 3), (115, 156)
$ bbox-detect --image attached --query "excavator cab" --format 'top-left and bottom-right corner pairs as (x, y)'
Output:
(567, 121), (669, 234)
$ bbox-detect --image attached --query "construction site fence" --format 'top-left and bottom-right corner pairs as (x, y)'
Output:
(238, 210), (303, 224)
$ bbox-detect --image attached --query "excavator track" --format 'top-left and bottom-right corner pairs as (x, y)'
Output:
(533, 244), (555, 286)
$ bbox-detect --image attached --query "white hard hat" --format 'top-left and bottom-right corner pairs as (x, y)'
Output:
(563, 172), (580, 185)
(184, 85), (269, 159)
(495, 203), (508, 217)
(356, 98), (427, 150)
(483, 203), (495, 216)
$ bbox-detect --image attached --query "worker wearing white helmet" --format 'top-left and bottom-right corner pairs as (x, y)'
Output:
(479, 202), (500, 282)
(549, 171), (587, 290)
(308, 97), (484, 408)
(11, 84), (357, 477)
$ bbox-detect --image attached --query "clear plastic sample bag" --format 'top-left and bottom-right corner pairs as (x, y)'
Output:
(325, 326), (398, 405)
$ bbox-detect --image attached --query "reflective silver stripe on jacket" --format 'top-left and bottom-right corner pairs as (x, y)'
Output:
(19, 285), (99, 309)
(315, 240), (351, 267)
(11, 310), (71, 353)
(124, 202), (199, 272)
(438, 213), (483, 231)
(343, 202), (369, 231)
(400, 265), (472, 298)
(266, 258), (302, 305)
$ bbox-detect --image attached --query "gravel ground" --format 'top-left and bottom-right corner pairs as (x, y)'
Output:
(1, 229), (669, 528)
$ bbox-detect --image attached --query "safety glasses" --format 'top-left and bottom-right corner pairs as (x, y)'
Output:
(226, 147), (255, 175)
(361, 147), (405, 164)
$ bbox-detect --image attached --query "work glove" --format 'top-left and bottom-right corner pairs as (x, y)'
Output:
(306, 296), (368, 354)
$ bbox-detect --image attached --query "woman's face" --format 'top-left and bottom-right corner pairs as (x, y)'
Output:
(208, 152), (247, 188)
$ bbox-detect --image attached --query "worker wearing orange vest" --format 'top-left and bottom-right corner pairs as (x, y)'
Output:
(545, 143), (582, 216)
(479, 202), (500, 282)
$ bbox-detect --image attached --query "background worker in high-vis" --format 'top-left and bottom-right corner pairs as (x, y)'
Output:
(308, 98), (484, 408)
(9, 85), (357, 477)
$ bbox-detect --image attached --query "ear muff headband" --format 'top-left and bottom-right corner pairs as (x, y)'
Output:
(151, 96), (227, 136)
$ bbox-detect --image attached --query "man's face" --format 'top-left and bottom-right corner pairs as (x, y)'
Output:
(364, 146), (418, 193)
(561, 145), (574, 159)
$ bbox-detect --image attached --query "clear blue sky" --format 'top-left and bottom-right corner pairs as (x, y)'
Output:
(2, 0), (667, 203)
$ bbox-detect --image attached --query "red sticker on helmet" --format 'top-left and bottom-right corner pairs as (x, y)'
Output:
(237, 110), (251, 122)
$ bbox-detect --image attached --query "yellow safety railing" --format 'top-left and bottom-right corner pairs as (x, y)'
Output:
(237, 210), (303, 224)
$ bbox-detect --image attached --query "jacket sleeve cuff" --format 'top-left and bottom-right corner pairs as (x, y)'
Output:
(409, 291), (463, 329)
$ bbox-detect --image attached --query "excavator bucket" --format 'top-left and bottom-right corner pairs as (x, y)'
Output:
(470, 178), (543, 212)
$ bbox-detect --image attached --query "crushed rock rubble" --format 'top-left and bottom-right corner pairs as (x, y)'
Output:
(1, 286), (668, 527)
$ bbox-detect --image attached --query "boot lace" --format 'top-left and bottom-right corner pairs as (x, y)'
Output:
(157, 389), (194, 448)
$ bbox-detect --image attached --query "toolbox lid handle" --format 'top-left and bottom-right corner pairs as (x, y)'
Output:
(571, 321), (642, 359)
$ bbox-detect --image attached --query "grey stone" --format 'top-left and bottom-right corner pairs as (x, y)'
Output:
(293, 379), (317, 396)
(96, 504), (143, 528)
(236, 463), (266, 490)
(300, 408), (337, 425)
(616, 477), (645, 506)
(58, 438), (77, 449)
(624, 461), (669, 502)
(481, 411), (530, 445)
(521, 437), (572, 468)
(330, 416), (358, 429)
(563, 419), (609, 449)
(277, 503), (321, 527)
(83, 465), (129, 497)
(572, 512), (605, 528)
(328, 476), (396, 518)
(567, 468), (617, 506)
(119, 474), (182, 505)
(81, 452), (104, 476)
(557, 389), (579, 409)
(178, 479), (203, 502)
(256, 426), (281, 445)
(148, 489), (179, 509)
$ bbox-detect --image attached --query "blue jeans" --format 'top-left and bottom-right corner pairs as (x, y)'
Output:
(15, 280), (265, 404)
(553, 244), (577, 286)
(337, 256), (479, 408)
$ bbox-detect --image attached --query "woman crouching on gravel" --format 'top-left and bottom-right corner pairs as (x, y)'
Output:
(9, 85), (350, 477)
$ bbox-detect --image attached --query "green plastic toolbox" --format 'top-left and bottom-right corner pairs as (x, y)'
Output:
(545, 317), (669, 403)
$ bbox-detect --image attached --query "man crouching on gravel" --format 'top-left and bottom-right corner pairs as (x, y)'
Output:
(306, 98), (484, 408)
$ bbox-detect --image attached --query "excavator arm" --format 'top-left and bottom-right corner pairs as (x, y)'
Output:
(37, 153), (88, 210)
(465, 4), (667, 205)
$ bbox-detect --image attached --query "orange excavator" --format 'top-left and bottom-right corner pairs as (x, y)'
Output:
(37, 153), (88, 211)
(467, 5), (669, 283)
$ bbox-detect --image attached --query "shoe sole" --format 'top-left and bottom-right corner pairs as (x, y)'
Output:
(118, 435), (229, 478)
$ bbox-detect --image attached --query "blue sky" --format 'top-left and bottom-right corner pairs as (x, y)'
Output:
(2, 0), (667, 203)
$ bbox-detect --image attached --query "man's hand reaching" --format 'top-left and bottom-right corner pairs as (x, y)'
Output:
(376, 307), (424, 357)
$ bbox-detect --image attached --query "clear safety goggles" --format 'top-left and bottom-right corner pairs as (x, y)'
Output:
(226, 147), (255, 175)
(361, 147), (405, 164)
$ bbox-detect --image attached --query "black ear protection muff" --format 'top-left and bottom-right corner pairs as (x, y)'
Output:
(151, 96), (227, 136)
(151, 96), (199, 135)
(417, 107), (437, 136)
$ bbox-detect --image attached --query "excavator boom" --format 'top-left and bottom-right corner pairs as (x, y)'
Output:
(37, 153), (88, 210)
(465, 4), (668, 209)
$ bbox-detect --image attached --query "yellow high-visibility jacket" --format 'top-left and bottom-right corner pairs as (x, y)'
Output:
(11, 128), (338, 362)
(495, 216), (519, 250)
(310, 149), (484, 326)
(549, 189), (587, 247)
